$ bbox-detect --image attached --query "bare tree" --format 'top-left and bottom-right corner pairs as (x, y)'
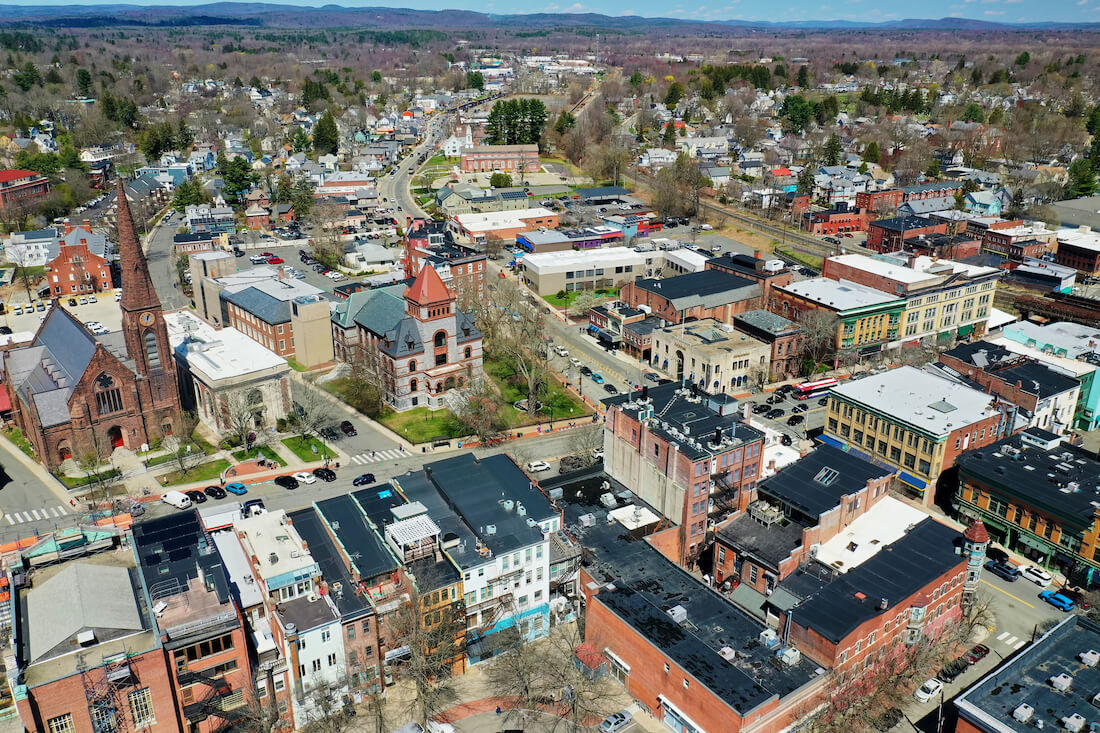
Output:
(746, 363), (770, 393)
(568, 425), (604, 469)
(223, 391), (262, 450)
(447, 378), (506, 444)
(566, 291), (600, 319)
(76, 430), (121, 508)
(8, 246), (40, 304)
(308, 200), (347, 266)
(340, 343), (386, 418)
(300, 679), (354, 733)
(796, 309), (841, 376)
(163, 410), (202, 474)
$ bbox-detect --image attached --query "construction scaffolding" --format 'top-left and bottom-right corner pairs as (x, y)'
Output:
(78, 651), (136, 733)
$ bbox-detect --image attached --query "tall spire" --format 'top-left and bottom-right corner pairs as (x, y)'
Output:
(115, 178), (160, 313)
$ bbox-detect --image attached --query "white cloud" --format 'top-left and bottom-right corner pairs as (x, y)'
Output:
(565, 2), (585, 10)
(984, 9), (1005, 14)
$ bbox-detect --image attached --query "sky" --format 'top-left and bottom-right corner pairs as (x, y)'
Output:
(22, 0), (1097, 23)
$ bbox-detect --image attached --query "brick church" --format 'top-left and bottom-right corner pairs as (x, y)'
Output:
(2, 179), (182, 467)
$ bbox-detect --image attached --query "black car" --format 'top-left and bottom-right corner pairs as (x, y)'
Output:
(340, 420), (358, 436)
(313, 467), (337, 482)
(752, 403), (770, 414)
(792, 404), (808, 414)
(185, 489), (208, 504)
(603, 384), (619, 394)
(68, 298), (78, 306)
(817, 397), (829, 407)
(352, 473), (376, 486)
(787, 415), (805, 426)
(204, 485), (227, 500)
(766, 394), (783, 404)
(774, 385), (794, 396)
(780, 433), (794, 446)
(937, 658), (969, 684)
(298, 249), (308, 257)
(0, 326), (10, 335)
(320, 427), (340, 441)
(985, 560), (1021, 582)
(580, 365), (593, 376)
(765, 408), (785, 419)
(664, 220), (678, 228)
(274, 475), (299, 490)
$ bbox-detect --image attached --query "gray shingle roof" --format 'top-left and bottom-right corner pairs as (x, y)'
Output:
(349, 288), (406, 336)
(222, 287), (292, 324)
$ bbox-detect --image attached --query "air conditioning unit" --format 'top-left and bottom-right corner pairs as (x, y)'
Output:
(667, 605), (688, 624)
(308, 593), (320, 603)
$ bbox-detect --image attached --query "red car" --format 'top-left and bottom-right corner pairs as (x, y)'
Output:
(260, 251), (274, 257)
(266, 256), (284, 264)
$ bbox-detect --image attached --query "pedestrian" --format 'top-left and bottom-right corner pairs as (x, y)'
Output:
(495, 706), (502, 716)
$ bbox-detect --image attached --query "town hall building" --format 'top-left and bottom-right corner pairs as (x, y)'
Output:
(2, 180), (182, 466)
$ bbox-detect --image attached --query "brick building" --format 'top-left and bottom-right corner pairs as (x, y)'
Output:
(403, 219), (488, 305)
(770, 278), (906, 356)
(1054, 226), (1100, 277)
(855, 189), (903, 213)
(711, 445), (894, 595)
(981, 221), (1057, 262)
(731, 310), (804, 380)
(620, 270), (764, 326)
(0, 169), (50, 212)
(705, 251), (793, 302)
(866, 216), (948, 252)
(802, 204), (873, 235)
(823, 366), (1019, 504)
(460, 144), (540, 173)
(3, 180), (181, 466)
(602, 382), (766, 564)
(45, 220), (113, 296)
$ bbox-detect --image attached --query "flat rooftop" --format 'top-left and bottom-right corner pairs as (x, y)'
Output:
(288, 507), (372, 620)
(314, 494), (400, 583)
(777, 278), (903, 312)
(166, 310), (287, 381)
(733, 309), (801, 337)
(632, 269), (761, 310)
(830, 366), (1001, 437)
(758, 444), (894, 520)
(553, 473), (822, 715)
(957, 429), (1100, 529)
(235, 510), (319, 583)
(955, 615), (1100, 733)
(812, 496), (929, 573)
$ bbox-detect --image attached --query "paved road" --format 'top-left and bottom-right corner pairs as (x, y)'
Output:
(143, 217), (190, 310)
(377, 116), (448, 220)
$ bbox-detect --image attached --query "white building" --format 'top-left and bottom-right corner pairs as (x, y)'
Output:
(165, 309), (292, 438)
(442, 125), (473, 158)
(234, 511), (348, 728)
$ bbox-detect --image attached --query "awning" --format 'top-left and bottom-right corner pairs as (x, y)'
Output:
(384, 645), (411, 662)
(1017, 534), (1048, 552)
(957, 324), (975, 337)
(586, 325), (599, 333)
(897, 471), (927, 491)
(596, 330), (617, 344)
(816, 434), (846, 449)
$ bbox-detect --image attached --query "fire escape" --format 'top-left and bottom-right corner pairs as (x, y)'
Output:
(178, 666), (246, 730)
(78, 652), (136, 733)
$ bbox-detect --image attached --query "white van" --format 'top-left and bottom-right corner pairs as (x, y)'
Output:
(161, 490), (193, 510)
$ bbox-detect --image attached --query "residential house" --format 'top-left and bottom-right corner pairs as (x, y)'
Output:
(0, 169), (50, 212)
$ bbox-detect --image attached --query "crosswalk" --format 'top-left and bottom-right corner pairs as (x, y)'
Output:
(349, 447), (408, 465)
(5, 505), (71, 525)
(996, 631), (1029, 651)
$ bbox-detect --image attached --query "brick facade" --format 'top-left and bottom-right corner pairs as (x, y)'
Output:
(46, 221), (112, 296)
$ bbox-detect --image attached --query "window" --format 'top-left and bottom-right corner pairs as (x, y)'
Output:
(434, 331), (447, 348)
(435, 353), (447, 366)
(90, 706), (118, 732)
(408, 360), (417, 372)
(347, 625), (355, 640)
(328, 653), (337, 666)
(312, 659), (322, 673)
(683, 678), (690, 689)
(321, 630), (331, 642)
(144, 330), (161, 369)
(48, 715), (75, 733)
(464, 346), (472, 359)
(129, 689), (155, 727)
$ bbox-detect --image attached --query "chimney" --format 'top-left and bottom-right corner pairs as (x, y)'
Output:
(754, 250), (763, 260)
(63, 219), (74, 235)
(82, 219), (92, 233)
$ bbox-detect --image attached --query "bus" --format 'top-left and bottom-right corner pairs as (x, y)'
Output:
(792, 377), (839, 400)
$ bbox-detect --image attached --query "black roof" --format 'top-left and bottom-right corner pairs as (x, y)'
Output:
(993, 361), (1080, 399)
(789, 518), (963, 643)
(871, 215), (938, 232)
(315, 494), (400, 582)
(288, 508), (371, 620)
(552, 473), (820, 714)
(758, 444), (893, 520)
(957, 432), (1100, 529)
(715, 514), (804, 571)
(133, 511), (230, 606)
(632, 269), (759, 305)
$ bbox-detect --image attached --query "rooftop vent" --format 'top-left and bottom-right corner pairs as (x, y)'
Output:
(579, 513), (595, 528)
(77, 629), (97, 646)
(516, 503), (527, 517)
(1052, 673), (1074, 692)
(485, 524), (497, 536)
(600, 493), (617, 509)
(501, 499), (515, 512)
(1080, 650), (1100, 667)
(1063, 714), (1087, 733)
(667, 605), (688, 624)
(1013, 704), (1035, 723)
(759, 628), (780, 648)
(269, 552), (279, 565)
(719, 646), (737, 662)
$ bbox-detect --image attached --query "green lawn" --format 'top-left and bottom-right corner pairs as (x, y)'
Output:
(3, 427), (36, 460)
(57, 469), (122, 489)
(282, 436), (334, 462)
(144, 452), (180, 468)
(483, 356), (592, 427)
(543, 288), (618, 309)
(377, 407), (467, 443)
(286, 356), (309, 373)
(775, 246), (824, 271)
(158, 459), (231, 487)
(232, 445), (287, 466)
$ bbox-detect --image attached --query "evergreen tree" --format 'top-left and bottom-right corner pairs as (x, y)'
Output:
(664, 81), (685, 108)
(1087, 106), (1100, 137)
(312, 111), (339, 155)
(1065, 159), (1098, 199)
(823, 134), (842, 166)
(797, 65), (810, 88)
(75, 67), (92, 97)
(796, 166), (815, 195)
(862, 141), (881, 164)
(662, 121), (677, 147)
(629, 71), (644, 88)
(466, 71), (484, 91)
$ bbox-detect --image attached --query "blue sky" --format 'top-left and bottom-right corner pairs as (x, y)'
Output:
(27, 0), (1096, 23)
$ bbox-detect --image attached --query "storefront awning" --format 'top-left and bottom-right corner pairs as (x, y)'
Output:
(1017, 533), (1047, 552)
(958, 324), (975, 337)
(897, 471), (927, 491)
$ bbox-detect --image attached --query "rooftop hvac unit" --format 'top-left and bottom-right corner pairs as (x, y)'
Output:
(600, 493), (617, 508)
(1063, 714), (1087, 733)
(308, 593), (320, 603)
(777, 647), (802, 666)
(1051, 673), (1073, 692)
(759, 628), (780, 648)
(485, 524), (497, 536)
(719, 646), (737, 661)
(549, 488), (564, 500)
(1013, 704), (1035, 723)
(667, 605), (688, 624)
(579, 513), (596, 528)
(516, 503), (527, 517)
(501, 499), (515, 512)
(1081, 650), (1100, 667)
(526, 518), (538, 528)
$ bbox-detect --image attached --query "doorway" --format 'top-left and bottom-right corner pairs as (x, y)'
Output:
(107, 426), (123, 449)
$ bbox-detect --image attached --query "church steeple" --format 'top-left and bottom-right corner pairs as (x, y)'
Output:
(116, 178), (160, 314)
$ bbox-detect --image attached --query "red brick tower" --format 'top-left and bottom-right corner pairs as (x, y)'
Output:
(115, 178), (182, 435)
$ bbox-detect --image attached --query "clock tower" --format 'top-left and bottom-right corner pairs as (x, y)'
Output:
(115, 179), (181, 434)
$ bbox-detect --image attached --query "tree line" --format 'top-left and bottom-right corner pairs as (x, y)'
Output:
(484, 98), (549, 148)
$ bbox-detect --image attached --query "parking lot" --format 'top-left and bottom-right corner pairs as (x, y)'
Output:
(737, 386), (830, 442)
(2, 291), (123, 336)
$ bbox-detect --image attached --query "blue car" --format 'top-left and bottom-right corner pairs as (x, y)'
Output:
(225, 482), (248, 496)
(591, 373), (605, 384)
(1039, 590), (1076, 612)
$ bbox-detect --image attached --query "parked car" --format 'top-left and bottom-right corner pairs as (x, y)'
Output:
(1020, 565), (1053, 587)
(818, 397), (829, 406)
(766, 394), (783, 404)
(274, 475), (299, 490)
(570, 357), (582, 368)
(353, 473), (376, 486)
(340, 420), (358, 436)
(527, 460), (552, 472)
(185, 489), (208, 504)
(225, 482), (247, 495)
(765, 408), (785, 419)
(204, 485), (227, 500)
(591, 373), (605, 384)
(963, 644), (990, 665)
(644, 371), (660, 382)
(603, 384), (619, 394)
(787, 415), (805, 426)
(320, 427), (340, 441)
(985, 560), (1021, 582)
(937, 658), (969, 683)
(913, 678), (943, 703)
(599, 711), (633, 733)
(313, 467), (337, 482)
(1039, 590), (1076, 612)
(293, 471), (317, 484)
(580, 365), (593, 376)
(243, 498), (266, 516)
(753, 404), (771, 415)
(791, 404), (808, 413)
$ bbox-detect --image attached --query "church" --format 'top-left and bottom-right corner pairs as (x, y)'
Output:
(2, 180), (182, 467)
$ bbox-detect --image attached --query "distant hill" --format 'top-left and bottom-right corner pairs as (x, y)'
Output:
(0, 3), (1096, 31)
